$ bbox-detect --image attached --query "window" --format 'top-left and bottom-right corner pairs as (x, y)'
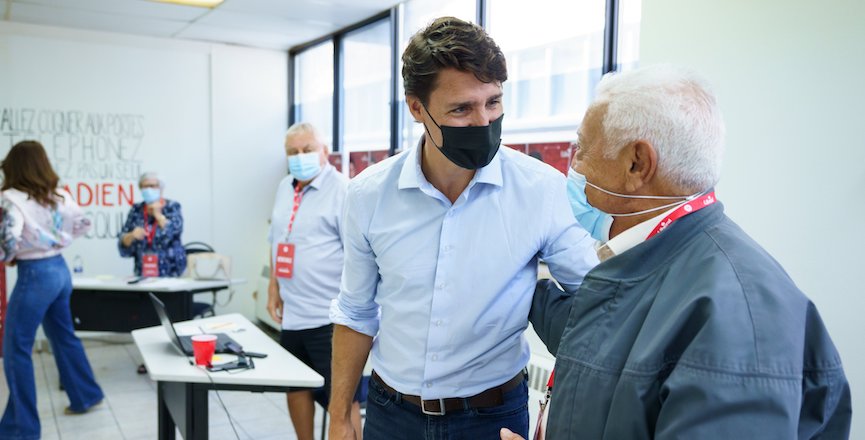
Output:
(289, 0), (641, 175)
(487, 0), (607, 143)
(398, 0), (476, 151)
(617, 0), (641, 71)
(342, 19), (392, 153)
(293, 42), (333, 146)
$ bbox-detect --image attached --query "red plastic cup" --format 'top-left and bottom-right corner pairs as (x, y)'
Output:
(191, 334), (217, 366)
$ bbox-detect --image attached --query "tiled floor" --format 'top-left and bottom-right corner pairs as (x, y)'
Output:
(0, 334), (325, 439)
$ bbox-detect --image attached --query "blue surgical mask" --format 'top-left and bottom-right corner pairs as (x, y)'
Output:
(288, 152), (322, 181)
(141, 188), (161, 204)
(567, 169), (613, 242)
(566, 168), (703, 242)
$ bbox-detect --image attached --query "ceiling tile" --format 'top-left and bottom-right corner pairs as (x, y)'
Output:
(11, 2), (188, 37)
(4, 0), (404, 50)
(197, 9), (332, 35)
(14, 0), (206, 20)
(178, 22), (303, 49)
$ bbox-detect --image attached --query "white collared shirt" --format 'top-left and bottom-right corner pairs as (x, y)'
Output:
(596, 207), (679, 261)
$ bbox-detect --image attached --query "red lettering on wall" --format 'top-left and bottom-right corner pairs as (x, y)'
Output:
(118, 184), (134, 206)
(101, 183), (114, 207)
(77, 183), (94, 206)
(63, 182), (136, 207)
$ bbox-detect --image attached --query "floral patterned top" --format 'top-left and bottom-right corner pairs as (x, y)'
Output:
(0, 188), (91, 262)
(117, 200), (186, 277)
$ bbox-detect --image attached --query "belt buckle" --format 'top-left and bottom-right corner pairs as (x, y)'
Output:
(421, 398), (446, 416)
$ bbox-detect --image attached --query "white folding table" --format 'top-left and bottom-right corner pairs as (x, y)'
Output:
(71, 276), (244, 332)
(132, 313), (323, 440)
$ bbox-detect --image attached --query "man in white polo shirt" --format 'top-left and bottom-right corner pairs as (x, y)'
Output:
(267, 122), (362, 440)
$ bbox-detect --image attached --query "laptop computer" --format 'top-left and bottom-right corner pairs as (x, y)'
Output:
(148, 292), (241, 356)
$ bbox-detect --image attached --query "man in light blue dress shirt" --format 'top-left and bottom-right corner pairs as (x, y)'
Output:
(328, 17), (598, 440)
(267, 123), (362, 440)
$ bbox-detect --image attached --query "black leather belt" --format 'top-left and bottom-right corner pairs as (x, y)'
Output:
(370, 370), (525, 416)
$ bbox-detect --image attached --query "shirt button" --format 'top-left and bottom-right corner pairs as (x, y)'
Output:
(436, 320), (443, 326)
(437, 283), (445, 289)
(431, 354), (438, 361)
(425, 382), (432, 388)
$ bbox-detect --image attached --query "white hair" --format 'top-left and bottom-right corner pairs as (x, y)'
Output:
(593, 64), (725, 192)
(285, 122), (328, 152)
(139, 171), (164, 188)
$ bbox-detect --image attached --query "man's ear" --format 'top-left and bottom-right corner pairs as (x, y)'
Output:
(406, 95), (425, 122)
(623, 140), (658, 192)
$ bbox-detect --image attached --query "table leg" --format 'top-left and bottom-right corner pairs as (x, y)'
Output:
(189, 384), (210, 439)
(158, 381), (210, 440)
(157, 382), (176, 440)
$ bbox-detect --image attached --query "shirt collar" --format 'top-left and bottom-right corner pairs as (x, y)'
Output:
(295, 163), (331, 191)
(398, 138), (504, 190)
(597, 206), (679, 261)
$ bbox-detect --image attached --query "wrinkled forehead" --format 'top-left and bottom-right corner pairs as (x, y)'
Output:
(578, 103), (608, 148)
(285, 131), (324, 151)
(140, 178), (160, 187)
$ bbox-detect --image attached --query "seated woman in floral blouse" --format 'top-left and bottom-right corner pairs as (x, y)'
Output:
(117, 172), (186, 277)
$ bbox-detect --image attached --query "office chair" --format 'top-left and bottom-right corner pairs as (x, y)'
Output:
(183, 241), (217, 318)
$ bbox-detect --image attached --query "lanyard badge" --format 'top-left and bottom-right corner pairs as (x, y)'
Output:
(141, 206), (161, 277)
(275, 185), (304, 279)
(274, 243), (296, 279)
(142, 253), (159, 277)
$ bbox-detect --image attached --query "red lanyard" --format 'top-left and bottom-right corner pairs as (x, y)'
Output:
(142, 205), (159, 248)
(646, 192), (716, 239)
(545, 192), (717, 394)
(285, 185), (304, 239)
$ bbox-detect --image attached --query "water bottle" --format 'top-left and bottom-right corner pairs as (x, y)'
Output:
(73, 255), (84, 275)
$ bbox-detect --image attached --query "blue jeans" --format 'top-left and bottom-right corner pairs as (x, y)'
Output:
(0, 255), (104, 440)
(364, 373), (529, 440)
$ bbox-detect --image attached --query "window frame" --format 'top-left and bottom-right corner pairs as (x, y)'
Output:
(289, 0), (628, 168)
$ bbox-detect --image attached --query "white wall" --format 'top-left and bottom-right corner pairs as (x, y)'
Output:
(640, 0), (865, 436)
(0, 21), (288, 318)
(210, 44), (288, 317)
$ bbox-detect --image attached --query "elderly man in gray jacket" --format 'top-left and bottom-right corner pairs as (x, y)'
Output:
(503, 65), (851, 439)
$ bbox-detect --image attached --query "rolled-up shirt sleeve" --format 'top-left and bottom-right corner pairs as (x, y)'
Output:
(329, 181), (381, 337)
(539, 174), (599, 294)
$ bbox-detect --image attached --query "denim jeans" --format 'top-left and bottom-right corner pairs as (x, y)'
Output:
(0, 255), (104, 440)
(364, 373), (529, 440)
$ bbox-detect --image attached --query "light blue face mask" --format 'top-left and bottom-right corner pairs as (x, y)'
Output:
(566, 169), (614, 242)
(566, 168), (700, 242)
(288, 152), (322, 181)
(141, 187), (161, 204)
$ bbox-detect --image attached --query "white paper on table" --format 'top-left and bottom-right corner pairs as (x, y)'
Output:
(174, 324), (203, 336)
(143, 278), (191, 289)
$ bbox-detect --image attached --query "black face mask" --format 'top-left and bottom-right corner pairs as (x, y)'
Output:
(422, 106), (504, 170)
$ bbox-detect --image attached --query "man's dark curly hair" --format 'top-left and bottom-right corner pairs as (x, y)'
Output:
(402, 16), (508, 105)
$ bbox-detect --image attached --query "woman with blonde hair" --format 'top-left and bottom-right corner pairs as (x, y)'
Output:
(0, 140), (104, 440)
